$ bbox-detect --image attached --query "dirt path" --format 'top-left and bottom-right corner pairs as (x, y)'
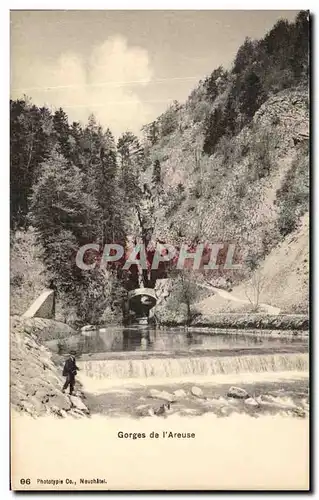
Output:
(198, 284), (281, 315)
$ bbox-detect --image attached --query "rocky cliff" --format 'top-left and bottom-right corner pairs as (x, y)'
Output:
(144, 88), (309, 313)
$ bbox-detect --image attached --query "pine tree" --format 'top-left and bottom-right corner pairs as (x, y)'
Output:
(239, 71), (266, 120)
(152, 159), (161, 186)
(10, 98), (53, 228)
(203, 106), (225, 155)
(69, 121), (84, 165)
(29, 148), (98, 275)
(117, 131), (144, 207)
(233, 38), (256, 74)
(291, 11), (309, 79)
(28, 147), (112, 321)
(144, 121), (159, 146)
(53, 108), (72, 160)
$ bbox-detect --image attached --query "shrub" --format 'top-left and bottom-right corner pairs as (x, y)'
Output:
(165, 270), (200, 325)
(276, 152), (309, 237)
(247, 130), (274, 181)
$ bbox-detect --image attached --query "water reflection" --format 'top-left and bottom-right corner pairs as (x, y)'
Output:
(67, 327), (308, 356)
(123, 329), (153, 351)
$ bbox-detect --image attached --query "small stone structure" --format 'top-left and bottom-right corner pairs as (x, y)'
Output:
(22, 289), (55, 319)
(128, 288), (157, 325)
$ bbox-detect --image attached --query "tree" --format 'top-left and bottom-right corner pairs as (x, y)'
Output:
(29, 146), (122, 323)
(10, 98), (53, 228)
(276, 151), (309, 237)
(53, 108), (72, 160)
(118, 131), (144, 166)
(203, 106), (225, 155)
(264, 19), (292, 57)
(204, 66), (228, 102)
(29, 147), (98, 289)
(233, 38), (257, 74)
(291, 11), (309, 79)
(244, 269), (266, 312)
(159, 101), (181, 137)
(117, 131), (144, 206)
(173, 270), (199, 325)
(80, 116), (126, 246)
(142, 120), (159, 146)
(239, 71), (267, 120)
(152, 159), (161, 186)
(69, 121), (84, 165)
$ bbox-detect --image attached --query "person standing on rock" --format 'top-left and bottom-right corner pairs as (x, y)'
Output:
(62, 353), (80, 395)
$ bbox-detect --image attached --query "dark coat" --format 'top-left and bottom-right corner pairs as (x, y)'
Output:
(62, 356), (79, 377)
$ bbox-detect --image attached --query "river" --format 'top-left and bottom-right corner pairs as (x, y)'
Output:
(69, 327), (309, 419)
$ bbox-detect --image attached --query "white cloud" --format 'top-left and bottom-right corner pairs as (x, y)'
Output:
(11, 36), (154, 137)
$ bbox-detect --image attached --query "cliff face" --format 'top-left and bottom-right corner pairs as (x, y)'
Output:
(143, 88), (309, 313)
(149, 88), (308, 239)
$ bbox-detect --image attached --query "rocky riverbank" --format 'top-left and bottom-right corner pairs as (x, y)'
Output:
(11, 316), (90, 418)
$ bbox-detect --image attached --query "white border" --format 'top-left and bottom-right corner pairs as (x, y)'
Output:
(5, 1), (317, 9)
(2, 2), (317, 499)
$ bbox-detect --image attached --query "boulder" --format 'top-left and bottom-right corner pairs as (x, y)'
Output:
(136, 403), (156, 416)
(219, 406), (232, 417)
(256, 394), (275, 404)
(174, 389), (187, 399)
(154, 403), (171, 416)
(21, 401), (37, 415)
(69, 395), (89, 414)
(136, 404), (149, 411)
(51, 393), (72, 411)
(191, 386), (205, 399)
(68, 410), (83, 418)
(291, 407), (307, 418)
(149, 389), (175, 402)
(35, 389), (50, 404)
(244, 397), (259, 407)
(227, 386), (249, 399)
(81, 325), (96, 332)
(49, 405), (63, 416)
(29, 396), (46, 414)
(71, 409), (86, 417)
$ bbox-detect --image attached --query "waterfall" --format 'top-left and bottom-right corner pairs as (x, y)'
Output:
(79, 353), (308, 380)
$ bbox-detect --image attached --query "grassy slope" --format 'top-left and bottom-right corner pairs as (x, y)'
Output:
(196, 213), (308, 315)
(246, 212), (309, 313)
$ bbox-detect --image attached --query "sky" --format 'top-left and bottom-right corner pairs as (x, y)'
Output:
(11, 10), (300, 137)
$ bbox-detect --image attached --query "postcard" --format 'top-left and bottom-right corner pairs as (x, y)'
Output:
(10, 9), (309, 491)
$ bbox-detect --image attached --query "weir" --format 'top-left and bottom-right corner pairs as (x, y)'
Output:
(79, 352), (308, 380)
